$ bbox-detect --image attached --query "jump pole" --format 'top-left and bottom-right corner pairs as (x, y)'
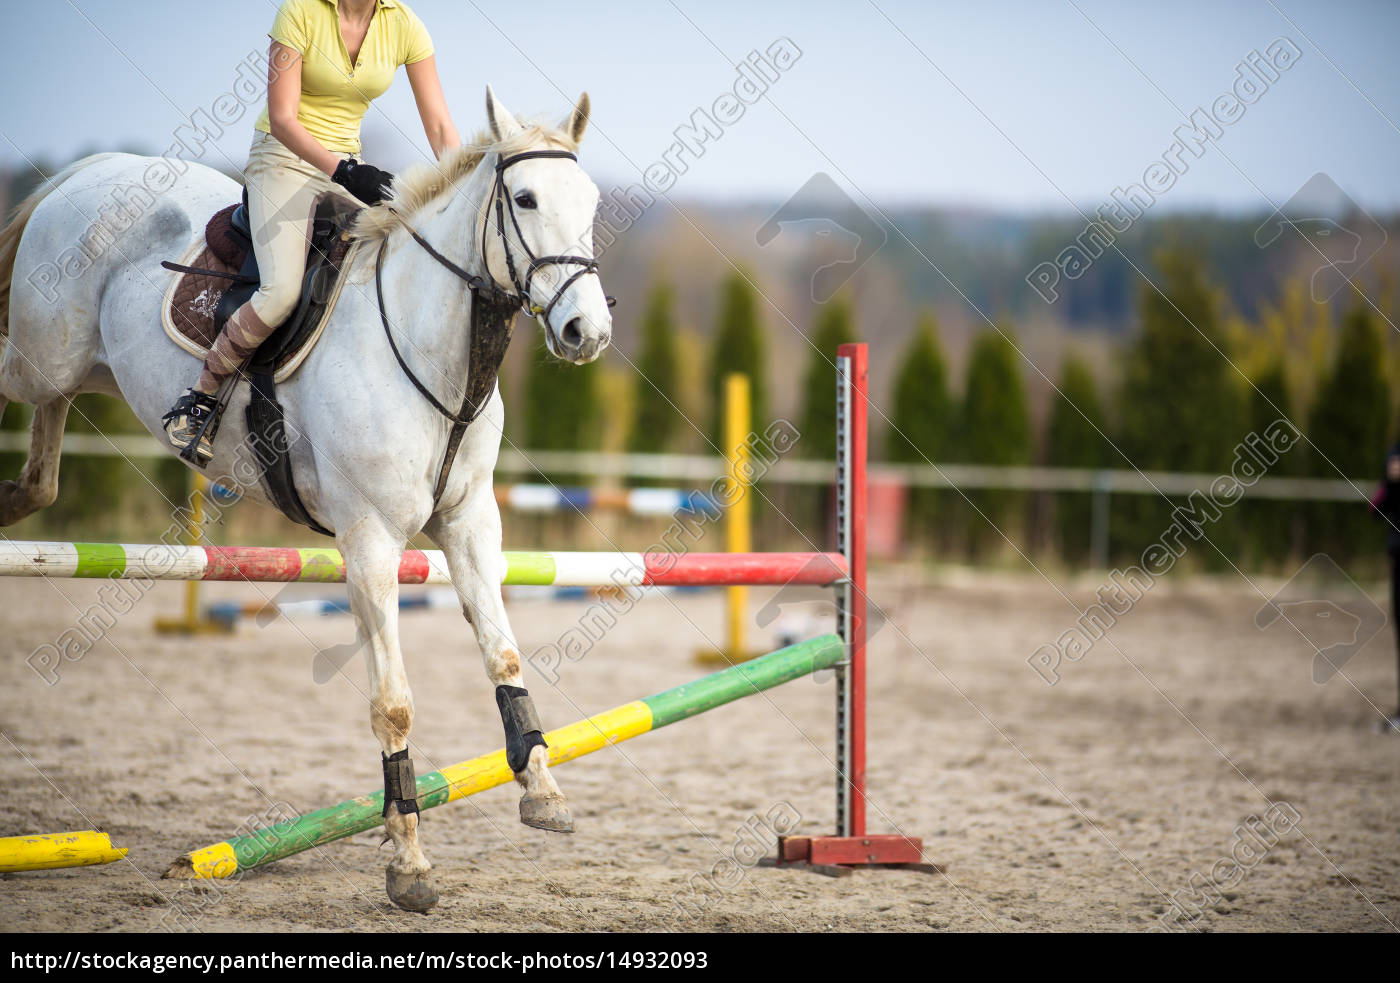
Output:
(0, 830), (128, 872)
(153, 470), (210, 635)
(166, 633), (846, 879)
(0, 543), (843, 588)
(723, 373), (756, 661)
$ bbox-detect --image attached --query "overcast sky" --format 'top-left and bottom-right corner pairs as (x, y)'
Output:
(3, 0), (1398, 213)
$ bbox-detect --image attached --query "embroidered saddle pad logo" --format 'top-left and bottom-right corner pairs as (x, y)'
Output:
(162, 202), (357, 382)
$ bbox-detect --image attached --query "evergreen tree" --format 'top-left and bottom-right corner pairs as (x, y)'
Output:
(958, 327), (1031, 559)
(787, 297), (857, 540)
(1046, 354), (1107, 565)
(886, 315), (952, 541)
(1306, 302), (1389, 561)
(1243, 357), (1299, 568)
(627, 282), (681, 455)
(707, 271), (767, 448)
(797, 297), (857, 459)
(522, 331), (601, 484)
(1117, 248), (1245, 569)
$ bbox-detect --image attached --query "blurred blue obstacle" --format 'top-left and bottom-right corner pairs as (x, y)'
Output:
(197, 482), (718, 516)
(205, 587), (462, 628)
(496, 484), (720, 517)
(208, 482), (242, 507)
(204, 582), (705, 627)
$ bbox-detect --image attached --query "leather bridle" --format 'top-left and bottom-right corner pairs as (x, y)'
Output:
(372, 146), (612, 501)
(482, 149), (610, 328)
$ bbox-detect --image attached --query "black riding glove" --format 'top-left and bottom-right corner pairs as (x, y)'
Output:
(332, 158), (394, 206)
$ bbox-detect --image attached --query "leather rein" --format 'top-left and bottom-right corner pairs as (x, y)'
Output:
(373, 148), (612, 501)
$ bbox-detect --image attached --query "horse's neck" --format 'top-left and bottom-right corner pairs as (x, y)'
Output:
(379, 175), (491, 386)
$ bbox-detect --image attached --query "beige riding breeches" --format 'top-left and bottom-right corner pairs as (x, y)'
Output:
(196, 131), (356, 393)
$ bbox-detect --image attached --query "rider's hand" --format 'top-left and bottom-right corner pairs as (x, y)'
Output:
(333, 158), (395, 206)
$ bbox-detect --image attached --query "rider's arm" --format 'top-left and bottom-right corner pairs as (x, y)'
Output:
(405, 56), (460, 159)
(265, 41), (343, 177)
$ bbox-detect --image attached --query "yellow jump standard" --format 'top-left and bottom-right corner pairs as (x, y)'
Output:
(166, 633), (845, 880)
(0, 830), (127, 872)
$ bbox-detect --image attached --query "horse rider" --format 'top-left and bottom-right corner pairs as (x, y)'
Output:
(163, 0), (459, 460)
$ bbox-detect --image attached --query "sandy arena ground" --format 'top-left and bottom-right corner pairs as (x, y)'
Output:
(0, 567), (1396, 933)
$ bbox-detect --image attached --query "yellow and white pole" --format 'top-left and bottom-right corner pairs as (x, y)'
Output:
(0, 831), (127, 872)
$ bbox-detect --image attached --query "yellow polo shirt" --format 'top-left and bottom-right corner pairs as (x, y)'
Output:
(254, 0), (434, 155)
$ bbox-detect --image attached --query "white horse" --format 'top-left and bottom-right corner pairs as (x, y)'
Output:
(0, 88), (611, 912)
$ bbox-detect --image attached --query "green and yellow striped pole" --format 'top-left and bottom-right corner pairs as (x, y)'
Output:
(166, 633), (843, 880)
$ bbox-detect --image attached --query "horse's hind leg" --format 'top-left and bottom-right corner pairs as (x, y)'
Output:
(340, 518), (439, 913)
(427, 489), (574, 834)
(0, 397), (70, 526)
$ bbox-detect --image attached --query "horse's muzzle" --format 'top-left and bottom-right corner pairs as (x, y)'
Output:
(550, 312), (611, 364)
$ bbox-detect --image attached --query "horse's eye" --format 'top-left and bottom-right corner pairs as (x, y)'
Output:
(514, 191), (537, 210)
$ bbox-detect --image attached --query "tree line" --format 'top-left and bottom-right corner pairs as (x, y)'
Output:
(4, 246), (1392, 573)
(514, 249), (1395, 573)
(891, 249), (1393, 572)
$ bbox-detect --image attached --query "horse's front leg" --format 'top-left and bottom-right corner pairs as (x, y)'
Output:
(427, 490), (574, 834)
(340, 519), (440, 912)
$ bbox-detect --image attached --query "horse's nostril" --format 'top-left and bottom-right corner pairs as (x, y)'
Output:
(561, 317), (583, 350)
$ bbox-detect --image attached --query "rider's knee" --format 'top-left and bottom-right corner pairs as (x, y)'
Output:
(252, 277), (303, 326)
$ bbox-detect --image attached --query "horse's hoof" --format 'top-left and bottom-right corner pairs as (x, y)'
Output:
(520, 792), (574, 833)
(386, 867), (439, 913)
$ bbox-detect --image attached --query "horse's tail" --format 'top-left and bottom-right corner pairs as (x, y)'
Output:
(0, 153), (122, 342)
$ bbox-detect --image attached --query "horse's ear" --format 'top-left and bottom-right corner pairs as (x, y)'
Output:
(566, 92), (590, 144)
(485, 85), (521, 141)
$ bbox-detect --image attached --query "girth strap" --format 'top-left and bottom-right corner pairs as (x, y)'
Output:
(245, 371), (334, 536)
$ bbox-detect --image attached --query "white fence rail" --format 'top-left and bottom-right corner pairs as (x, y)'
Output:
(0, 432), (1371, 569)
(0, 432), (1366, 500)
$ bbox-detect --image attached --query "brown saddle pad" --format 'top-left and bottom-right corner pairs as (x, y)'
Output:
(167, 244), (239, 351)
(165, 200), (354, 365)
